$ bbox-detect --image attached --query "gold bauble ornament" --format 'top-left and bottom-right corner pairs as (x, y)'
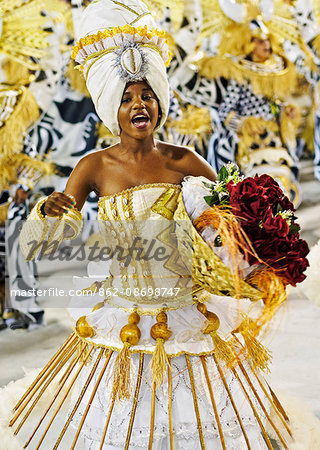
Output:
(75, 316), (95, 338)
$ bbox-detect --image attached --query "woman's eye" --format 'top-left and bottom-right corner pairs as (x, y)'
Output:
(121, 97), (131, 103)
(143, 95), (152, 100)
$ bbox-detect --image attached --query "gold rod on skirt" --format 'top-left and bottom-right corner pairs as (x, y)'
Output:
(124, 353), (144, 450)
(23, 342), (87, 448)
(13, 333), (76, 411)
(11, 335), (78, 425)
(13, 339), (78, 433)
(212, 354), (252, 450)
(200, 356), (226, 450)
(168, 357), (174, 450)
(52, 345), (100, 450)
(231, 367), (273, 450)
(70, 349), (111, 449)
(34, 344), (95, 450)
(185, 355), (206, 450)
(237, 361), (288, 449)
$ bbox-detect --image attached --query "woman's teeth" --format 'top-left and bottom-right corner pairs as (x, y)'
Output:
(132, 115), (149, 128)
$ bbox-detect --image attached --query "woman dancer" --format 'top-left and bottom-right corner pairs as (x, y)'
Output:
(10, 1), (308, 449)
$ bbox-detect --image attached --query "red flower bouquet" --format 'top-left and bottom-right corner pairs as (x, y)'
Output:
(203, 165), (309, 286)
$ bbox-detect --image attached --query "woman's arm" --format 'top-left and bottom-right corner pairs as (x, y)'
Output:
(179, 147), (218, 182)
(44, 153), (96, 216)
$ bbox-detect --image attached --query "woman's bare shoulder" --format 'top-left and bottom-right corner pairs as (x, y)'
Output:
(74, 145), (118, 171)
(157, 141), (217, 181)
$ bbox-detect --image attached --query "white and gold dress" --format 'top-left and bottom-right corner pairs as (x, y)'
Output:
(11, 179), (293, 449)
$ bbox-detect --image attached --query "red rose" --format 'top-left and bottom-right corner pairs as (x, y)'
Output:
(283, 255), (309, 285)
(254, 174), (283, 204)
(262, 214), (290, 238)
(254, 174), (295, 212)
(278, 195), (295, 212)
(227, 178), (271, 222)
(289, 238), (310, 258)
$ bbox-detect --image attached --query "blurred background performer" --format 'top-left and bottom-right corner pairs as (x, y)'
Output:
(1, 0), (101, 330)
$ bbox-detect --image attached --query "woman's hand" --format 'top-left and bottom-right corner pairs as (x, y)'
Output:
(43, 192), (75, 217)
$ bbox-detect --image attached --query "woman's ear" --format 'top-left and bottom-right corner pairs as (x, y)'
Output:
(156, 112), (162, 128)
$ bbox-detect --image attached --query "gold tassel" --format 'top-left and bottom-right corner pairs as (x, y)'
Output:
(150, 311), (171, 387)
(233, 319), (271, 372)
(197, 303), (235, 367)
(112, 311), (141, 401)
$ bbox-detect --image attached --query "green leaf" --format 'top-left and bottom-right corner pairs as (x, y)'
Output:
(204, 192), (220, 206)
(218, 166), (228, 182)
(289, 224), (300, 234)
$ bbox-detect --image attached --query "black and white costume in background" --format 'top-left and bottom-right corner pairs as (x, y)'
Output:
(5, 64), (100, 324)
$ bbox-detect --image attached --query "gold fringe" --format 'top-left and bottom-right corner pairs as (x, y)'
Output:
(194, 204), (289, 351)
(243, 334), (271, 372)
(65, 60), (90, 97)
(233, 321), (271, 372)
(0, 203), (9, 224)
(174, 193), (262, 302)
(77, 342), (93, 365)
(0, 152), (55, 191)
(280, 104), (301, 149)
(0, 86), (39, 156)
(150, 338), (169, 387)
(248, 268), (287, 331)
(3, 59), (32, 86)
(166, 105), (212, 136)
(311, 34), (320, 55)
(194, 205), (261, 299)
(238, 117), (280, 164)
(150, 311), (171, 388)
(112, 343), (132, 401)
(197, 55), (297, 100)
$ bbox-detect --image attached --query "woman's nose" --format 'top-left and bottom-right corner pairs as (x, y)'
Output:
(132, 97), (144, 108)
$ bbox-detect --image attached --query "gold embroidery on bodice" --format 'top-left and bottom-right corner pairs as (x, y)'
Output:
(96, 184), (192, 313)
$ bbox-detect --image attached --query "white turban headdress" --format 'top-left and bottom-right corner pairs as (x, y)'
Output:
(71, 0), (171, 136)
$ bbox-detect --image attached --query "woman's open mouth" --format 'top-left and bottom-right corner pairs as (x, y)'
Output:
(131, 113), (150, 129)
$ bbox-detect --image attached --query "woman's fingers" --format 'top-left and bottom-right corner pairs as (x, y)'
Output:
(44, 192), (75, 216)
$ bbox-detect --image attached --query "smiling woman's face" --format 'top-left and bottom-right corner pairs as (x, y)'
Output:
(118, 81), (160, 139)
